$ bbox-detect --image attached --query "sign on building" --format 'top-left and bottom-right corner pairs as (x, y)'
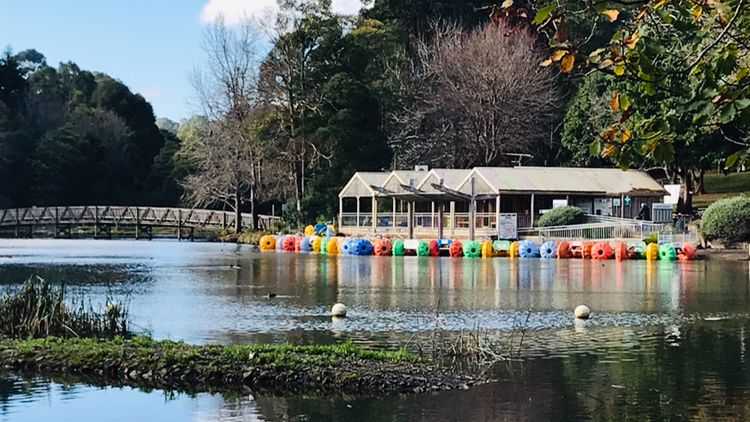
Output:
(498, 213), (517, 239)
(652, 203), (673, 223)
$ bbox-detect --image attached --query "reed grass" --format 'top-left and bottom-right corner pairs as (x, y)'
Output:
(0, 276), (129, 339)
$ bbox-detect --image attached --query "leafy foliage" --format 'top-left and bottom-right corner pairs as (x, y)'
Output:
(700, 195), (750, 243)
(537, 206), (586, 227)
(524, 0), (750, 169)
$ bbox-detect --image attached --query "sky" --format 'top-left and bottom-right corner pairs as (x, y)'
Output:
(1, 0), (364, 122)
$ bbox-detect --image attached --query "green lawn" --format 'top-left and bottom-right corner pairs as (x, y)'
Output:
(693, 172), (750, 208)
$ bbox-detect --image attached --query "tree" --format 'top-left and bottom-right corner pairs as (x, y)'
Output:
(184, 15), (267, 231)
(522, 0), (750, 168)
(155, 118), (179, 135)
(257, 2), (339, 223)
(394, 21), (562, 168)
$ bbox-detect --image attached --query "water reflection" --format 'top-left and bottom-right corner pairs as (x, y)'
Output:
(0, 240), (748, 346)
(2, 240), (750, 420)
(2, 320), (750, 421)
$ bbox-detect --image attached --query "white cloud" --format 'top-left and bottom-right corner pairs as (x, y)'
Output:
(200, 0), (276, 26)
(139, 87), (166, 102)
(331, 0), (365, 15)
(200, 0), (366, 26)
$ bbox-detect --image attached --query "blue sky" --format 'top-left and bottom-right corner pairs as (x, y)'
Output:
(1, 0), (364, 122)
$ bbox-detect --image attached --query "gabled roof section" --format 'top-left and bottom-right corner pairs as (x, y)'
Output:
(381, 170), (430, 193)
(475, 167), (666, 195)
(417, 169), (472, 194)
(455, 168), (499, 196)
(338, 172), (389, 198)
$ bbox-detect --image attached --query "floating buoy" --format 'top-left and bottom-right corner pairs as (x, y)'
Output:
(463, 241), (481, 258)
(678, 243), (697, 261)
(582, 242), (594, 259)
(304, 225), (315, 236)
(311, 236), (322, 253)
(258, 235), (276, 251)
(300, 236), (313, 252)
(332, 303), (347, 317)
(574, 305), (590, 319)
(591, 242), (613, 260)
(481, 241), (494, 258)
(392, 239), (405, 256)
(282, 236), (296, 252)
(614, 242), (628, 260)
(429, 240), (440, 257)
(557, 241), (571, 259)
(353, 239), (373, 256)
(509, 241), (520, 258)
(540, 241), (557, 259)
(659, 243), (677, 261)
(417, 240), (430, 257)
(518, 241), (540, 258)
(373, 239), (392, 256)
(449, 240), (464, 258)
(327, 237), (340, 255)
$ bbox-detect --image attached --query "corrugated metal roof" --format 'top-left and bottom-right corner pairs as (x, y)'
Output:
(467, 167), (666, 196)
(339, 167), (666, 198)
(417, 169), (472, 192)
(338, 172), (390, 198)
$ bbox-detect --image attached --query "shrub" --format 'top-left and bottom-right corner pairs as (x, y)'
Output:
(537, 206), (585, 227)
(700, 195), (750, 244)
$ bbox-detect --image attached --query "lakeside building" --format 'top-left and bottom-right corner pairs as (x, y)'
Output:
(338, 167), (667, 239)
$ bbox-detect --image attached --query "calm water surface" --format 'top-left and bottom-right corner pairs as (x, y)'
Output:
(0, 239), (749, 421)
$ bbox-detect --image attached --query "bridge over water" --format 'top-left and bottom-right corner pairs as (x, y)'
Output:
(0, 206), (280, 239)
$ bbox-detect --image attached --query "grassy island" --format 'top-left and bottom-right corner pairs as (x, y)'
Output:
(0, 278), (481, 395)
(0, 336), (479, 395)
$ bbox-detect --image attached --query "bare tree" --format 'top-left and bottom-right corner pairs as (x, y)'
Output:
(256, 3), (334, 224)
(184, 15), (268, 232)
(393, 21), (562, 168)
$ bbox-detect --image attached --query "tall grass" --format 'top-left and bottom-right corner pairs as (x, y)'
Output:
(0, 277), (129, 339)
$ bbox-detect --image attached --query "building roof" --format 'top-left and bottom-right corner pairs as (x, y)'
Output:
(457, 167), (667, 196)
(338, 172), (390, 198)
(339, 167), (667, 198)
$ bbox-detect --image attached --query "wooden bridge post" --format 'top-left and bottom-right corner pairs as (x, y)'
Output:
(222, 212), (227, 230)
(94, 206), (99, 238)
(177, 209), (182, 241)
(54, 207), (59, 239)
(135, 207), (140, 240)
(15, 209), (20, 238)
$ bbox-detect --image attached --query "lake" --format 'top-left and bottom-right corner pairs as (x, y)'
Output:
(0, 239), (748, 421)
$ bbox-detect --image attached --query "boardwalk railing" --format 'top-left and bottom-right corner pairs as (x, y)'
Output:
(0, 206), (281, 235)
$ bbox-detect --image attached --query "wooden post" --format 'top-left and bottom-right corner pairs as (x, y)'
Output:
(438, 202), (444, 240)
(408, 201), (414, 239)
(496, 194), (502, 239)
(356, 197), (361, 228)
(450, 201), (456, 237)
(530, 194), (535, 228)
(469, 176), (476, 241)
(392, 198), (396, 232)
(15, 209), (19, 238)
(135, 207), (140, 240)
(94, 206), (99, 238)
(620, 194), (625, 218)
(54, 207), (59, 239)
(338, 197), (343, 231)
(431, 201), (435, 232)
(372, 197), (377, 234)
(177, 209), (182, 241)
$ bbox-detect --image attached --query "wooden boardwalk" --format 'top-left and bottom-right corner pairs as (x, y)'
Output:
(0, 206), (280, 239)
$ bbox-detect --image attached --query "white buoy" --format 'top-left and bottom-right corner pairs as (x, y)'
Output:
(574, 305), (591, 319)
(331, 303), (347, 317)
